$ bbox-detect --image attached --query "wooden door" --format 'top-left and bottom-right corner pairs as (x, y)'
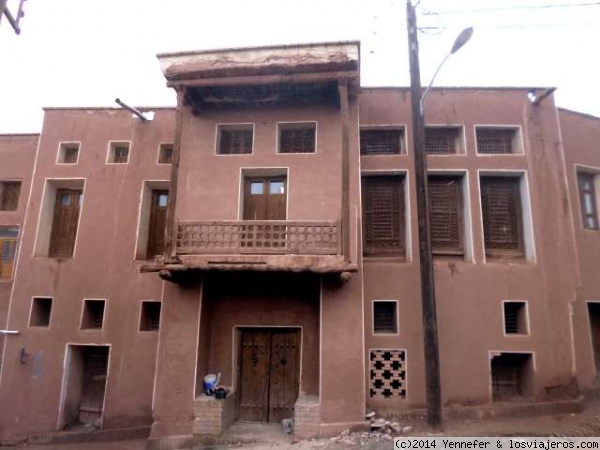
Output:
(243, 178), (286, 220)
(79, 346), (108, 425)
(147, 190), (168, 257)
(49, 189), (82, 257)
(237, 329), (300, 422)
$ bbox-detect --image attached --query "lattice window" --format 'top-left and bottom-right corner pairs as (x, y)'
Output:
(504, 302), (527, 334)
(373, 301), (398, 334)
(81, 300), (105, 330)
(218, 128), (253, 154)
(425, 128), (458, 154)
(108, 142), (130, 164)
(360, 129), (403, 155)
(362, 175), (405, 257)
(480, 177), (524, 257)
(279, 125), (316, 153)
(370, 350), (406, 398)
(158, 144), (173, 164)
(59, 143), (79, 164)
(477, 128), (517, 154)
(0, 181), (21, 211)
(577, 172), (599, 230)
(140, 301), (161, 331)
(429, 176), (463, 255)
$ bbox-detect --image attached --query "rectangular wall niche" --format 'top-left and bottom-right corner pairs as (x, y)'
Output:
(369, 349), (406, 399)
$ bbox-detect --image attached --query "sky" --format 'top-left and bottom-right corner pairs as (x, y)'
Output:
(0, 0), (598, 134)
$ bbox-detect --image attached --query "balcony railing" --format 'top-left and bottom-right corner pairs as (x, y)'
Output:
(177, 220), (341, 256)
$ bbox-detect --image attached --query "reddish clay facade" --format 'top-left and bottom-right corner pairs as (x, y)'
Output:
(0, 42), (598, 448)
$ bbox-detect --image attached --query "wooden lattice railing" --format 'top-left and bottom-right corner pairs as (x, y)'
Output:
(177, 220), (341, 255)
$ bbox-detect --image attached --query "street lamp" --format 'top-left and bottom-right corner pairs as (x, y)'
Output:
(406, 0), (473, 432)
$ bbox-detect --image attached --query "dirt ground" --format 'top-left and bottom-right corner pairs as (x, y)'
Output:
(5, 398), (600, 450)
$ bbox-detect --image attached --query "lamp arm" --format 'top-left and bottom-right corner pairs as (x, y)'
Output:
(420, 51), (451, 115)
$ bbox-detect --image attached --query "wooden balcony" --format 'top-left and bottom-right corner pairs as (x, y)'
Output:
(176, 220), (341, 256)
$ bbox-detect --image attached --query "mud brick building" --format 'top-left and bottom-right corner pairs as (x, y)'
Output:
(0, 41), (599, 449)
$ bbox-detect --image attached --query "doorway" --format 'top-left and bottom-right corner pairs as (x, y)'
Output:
(588, 303), (600, 376)
(59, 345), (109, 429)
(237, 328), (300, 422)
(243, 177), (286, 220)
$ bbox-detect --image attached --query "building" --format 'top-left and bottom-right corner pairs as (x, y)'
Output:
(0, 41), (599, 448)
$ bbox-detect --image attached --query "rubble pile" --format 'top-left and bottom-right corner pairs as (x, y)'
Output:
(329, 412), (412, 446)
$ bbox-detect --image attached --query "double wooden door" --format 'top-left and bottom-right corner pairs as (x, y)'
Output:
(237, 329), (300, 423)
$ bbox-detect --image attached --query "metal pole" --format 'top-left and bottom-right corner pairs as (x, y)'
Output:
(406, 0), (442, 431)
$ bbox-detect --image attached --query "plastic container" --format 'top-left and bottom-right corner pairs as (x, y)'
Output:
(203, 374), (218, 394)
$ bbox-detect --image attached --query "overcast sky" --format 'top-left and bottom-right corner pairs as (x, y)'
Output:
(0, 0), (598, 133)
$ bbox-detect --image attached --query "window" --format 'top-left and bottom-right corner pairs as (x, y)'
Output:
(362, 175), (405, 257)
(0, 227), (18, 279)
(577, 172), (599, 230)
(0, 181), (21, 211)
(58, 143), (79, 164)
(217, 125), (253, 155)
(369, 350), (406, 399)
(108, 142), (130, 164)
(147, 190), (168, 257)
(158, 144), (173, 164)
(29, 297), (53, 327)
(278, 123), (316, 153)
(425, 127), (461, 154)
(429, 176), (463, 256)
(360, 129), (404, 155)
(373, 301), (398, 334)
(503, 301), (528, 335)
(140, 301), (161, 331)
(480, 177), (524, 258)
(49, 189), (82, 258)
(81, 300), (105, 330)
(491, 353), (533, 401)
(476, 127), (520, 154)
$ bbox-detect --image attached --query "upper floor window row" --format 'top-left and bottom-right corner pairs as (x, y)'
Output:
(359, 126), (522, 155)
(216, 122), (317, 155)
(54, 142), (175, 165)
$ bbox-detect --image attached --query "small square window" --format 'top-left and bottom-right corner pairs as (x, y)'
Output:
(29, 297), (53, 327)
(140, 301), (161, 331)
(217, 125), (253, 155)
(158, 144), (173, 164)
(373, 301), (398, 334)
(58, 143), (80, 164)
(476, 127), (520, 154)
(250, 182), (264, 195)
(81, 299), (105, 330)
(503, 302), (528, 335)
(360, 129), (404, 155)
(0, 181), (21, 211)
(108, 142), (130, 164)
(278, 123), (316, 154)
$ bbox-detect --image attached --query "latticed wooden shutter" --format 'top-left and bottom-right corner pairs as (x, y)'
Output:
(480, 177), (524, 255)
(362, 176), (404, 256)
(477, 129), (515, 154)
(428, 176), (463, 254)
(425, 128), (456, 154)
(360, 130), (402, 155)
(219, 130), (253, 154)
(279, 128), (315, 153)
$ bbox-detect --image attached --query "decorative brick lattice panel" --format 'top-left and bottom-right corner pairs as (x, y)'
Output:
(370, 349), (406, 398)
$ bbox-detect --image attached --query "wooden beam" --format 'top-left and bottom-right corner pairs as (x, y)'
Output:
(167, 71), (359, 89)
(163, 88), (185, 261)
(338, 79), (351, 262)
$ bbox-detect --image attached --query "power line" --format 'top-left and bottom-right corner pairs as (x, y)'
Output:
(432, 1), (600, 14)
(419, 21), (599, 29)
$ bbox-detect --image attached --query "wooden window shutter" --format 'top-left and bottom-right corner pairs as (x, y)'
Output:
(480, 177), (524, 256)
(362, 175), (405, 256)
(219, 129), (253, 154)
(1, 182), (21, 211)
(360, 130), (402, 155)
(147, 190), (169, 257)
(373, 302), (398, 333)
(477, 129), (515, 154)
(425, 128), (456, 154)
(48, 189), (82, 258)
(428, 176), (463, 254)
(279, 128), (315, 153)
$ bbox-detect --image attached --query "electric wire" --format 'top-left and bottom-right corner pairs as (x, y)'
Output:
(430, 1), (600, 14)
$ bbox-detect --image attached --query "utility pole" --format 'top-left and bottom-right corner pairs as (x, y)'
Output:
(406, 0), (442, 431)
